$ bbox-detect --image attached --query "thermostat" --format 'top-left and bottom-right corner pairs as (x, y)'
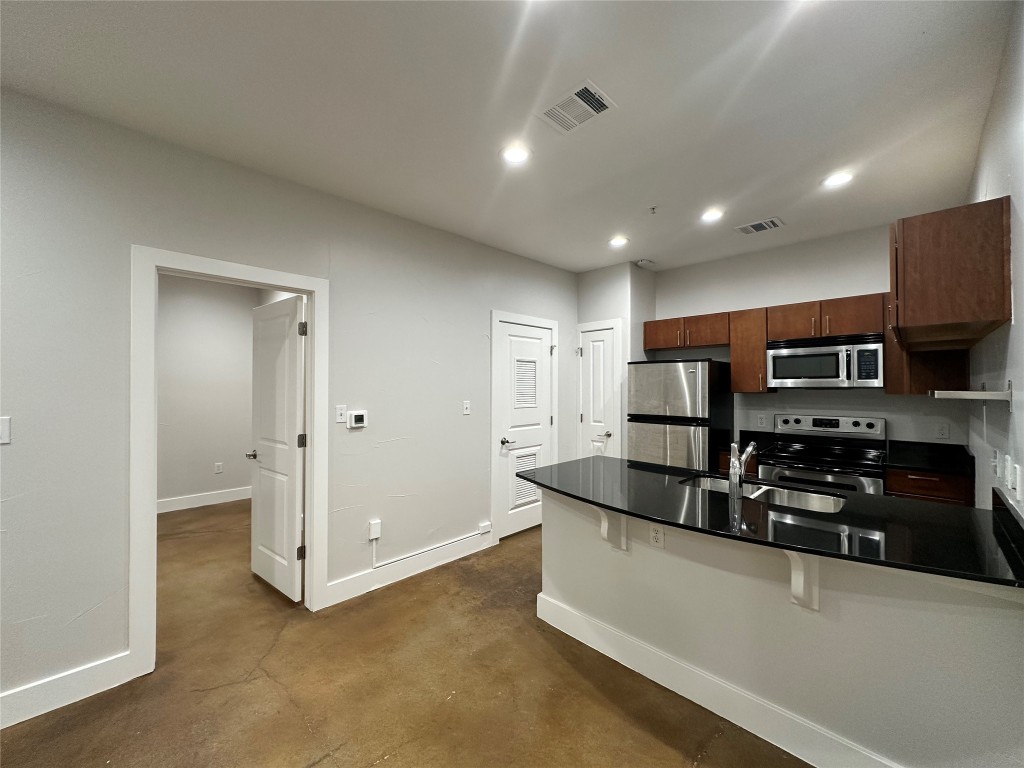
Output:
(347, 410), (368, 429)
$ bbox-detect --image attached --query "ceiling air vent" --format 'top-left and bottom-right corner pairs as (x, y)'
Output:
(537, 80), (618, 135)
(734, 217), (785, 235)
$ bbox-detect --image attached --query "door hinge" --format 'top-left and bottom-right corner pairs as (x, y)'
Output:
(296, 544), (306, 560)
(298, 321), (308, 336)
(580, 413), (583, 423)
(297, 433), (307, 448)
(550, 345), (556, 355)
(550, 416), (553, 426)
(576, 346), (583, 357)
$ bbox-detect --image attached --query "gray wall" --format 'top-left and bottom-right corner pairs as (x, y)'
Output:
(0, 90), (578, 692)
(157, 275), (262, 503)
(968, 3), (1023, 514)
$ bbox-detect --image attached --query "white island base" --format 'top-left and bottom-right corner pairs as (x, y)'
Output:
(537, 491), (1024, 768)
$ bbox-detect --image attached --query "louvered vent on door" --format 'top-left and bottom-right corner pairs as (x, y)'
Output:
(514, 358), (538, 408)
(513, 452), (539, 507)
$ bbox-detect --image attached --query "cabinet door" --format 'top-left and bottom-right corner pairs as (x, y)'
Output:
(684, 312), (730, 347)
(820, 294), (884, 336)
(767, 301), (821, 341)
(895, 196), (1010, 347)
(643, 318), (685, 350)
(729, 308), (767, 393)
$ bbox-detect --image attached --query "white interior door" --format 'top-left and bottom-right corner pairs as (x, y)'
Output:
(578, 321), (622, 458)
(249, 295), (306, 601)
(491, 313), (556, 539)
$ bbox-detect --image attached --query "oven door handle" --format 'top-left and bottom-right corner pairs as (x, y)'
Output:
(760, 459), (881, 478)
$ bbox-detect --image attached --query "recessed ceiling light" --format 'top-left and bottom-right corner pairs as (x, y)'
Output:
(822, 171), (854, 189)
(701, 207), (724, 223)
(609, 235), (629, 248)
(501, 142), (530, 166)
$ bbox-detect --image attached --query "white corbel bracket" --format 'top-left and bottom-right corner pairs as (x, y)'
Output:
(784, 550), (820, 611)
(597, 508), (629, 551)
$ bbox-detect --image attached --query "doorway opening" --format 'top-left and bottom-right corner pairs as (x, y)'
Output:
(129, 245), (330, 683)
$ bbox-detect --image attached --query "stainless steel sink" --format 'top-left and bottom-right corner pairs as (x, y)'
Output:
(746, 484), (845, 513)
(682, 476), (845, 513)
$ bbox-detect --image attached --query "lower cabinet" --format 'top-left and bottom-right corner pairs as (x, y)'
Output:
(885, 468), (974, 506)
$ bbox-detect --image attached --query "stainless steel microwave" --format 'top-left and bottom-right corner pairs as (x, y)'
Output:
(766, 334), (884, 388)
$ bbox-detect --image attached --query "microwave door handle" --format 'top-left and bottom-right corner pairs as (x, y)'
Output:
(845, 348), (852, 381)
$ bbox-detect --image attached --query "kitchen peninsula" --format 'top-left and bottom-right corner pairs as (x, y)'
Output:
(519, 457), (1024, 768)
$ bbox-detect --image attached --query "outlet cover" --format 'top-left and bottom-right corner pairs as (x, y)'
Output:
(1005, 455), (1014, 486)
(936, 422), (950, 440)
(214, 462), (223, 474)
(649, 523), (665, 549)
(756, 414), (767, 428)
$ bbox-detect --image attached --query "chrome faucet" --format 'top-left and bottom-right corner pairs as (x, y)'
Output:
(728, 441), (758, 530)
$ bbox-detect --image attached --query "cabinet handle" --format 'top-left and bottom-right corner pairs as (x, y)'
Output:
(887, 304), (893, 330)
(686, 329), (691, 346)
(906, 474), (940, 481)
(825, 315), (830, 335)
(677, 329), (681, 346)
(811, 316), (816, 336)
(759, 372), (763, 391)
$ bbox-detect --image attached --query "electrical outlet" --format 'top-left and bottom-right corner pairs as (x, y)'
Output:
(336, 404), (348, 424)
(756, 414), (767, 428)
(463, 400), (471, 415)
(649, 523), (665, 548)
(1005, 455), (1014, 486)
(995, 451), (1003, 478)
(214, 462), (223, 474)
(936, 421), (950, 440)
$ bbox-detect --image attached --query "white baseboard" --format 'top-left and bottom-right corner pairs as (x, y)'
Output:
(1, 648), (152, 729)
(157, 486), (251, 513)
(536, 593), (902, 768)
(314, 531), (495, 610)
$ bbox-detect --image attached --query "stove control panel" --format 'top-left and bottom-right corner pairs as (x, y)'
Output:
(775, 414), (885, 439)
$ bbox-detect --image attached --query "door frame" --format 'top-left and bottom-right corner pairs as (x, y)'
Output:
(489, 310), (558, 537)
(130, 245), (330, 679)
(576, 318), (625, 459)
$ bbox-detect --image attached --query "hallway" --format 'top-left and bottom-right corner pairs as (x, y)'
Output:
(1, 502), (806, 767)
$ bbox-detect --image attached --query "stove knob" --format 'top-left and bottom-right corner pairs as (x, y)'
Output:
(793, 418), (802, 425)
(782, 418), (790, 425)
(852, 420), (861, 428)
(866, 422), (875, 430)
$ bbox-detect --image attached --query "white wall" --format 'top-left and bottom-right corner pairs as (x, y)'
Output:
(157, 275), (261, 506)
(655, 225), (890, 317)
(968, 2), (1023, 516)
(0, 90), (577, 699)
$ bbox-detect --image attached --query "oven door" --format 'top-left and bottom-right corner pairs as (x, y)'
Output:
(766, 345), (852, 388)
(758, 464), (884, 495)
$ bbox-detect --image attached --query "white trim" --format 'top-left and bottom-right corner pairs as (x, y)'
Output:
(157, 486), (252, 513)
(0, 246), (333, 729)
(323, 530), (495, 605)
(537, 593), (903, 768)
(576, 318), (624, 459)
(489, 310), (559, 539)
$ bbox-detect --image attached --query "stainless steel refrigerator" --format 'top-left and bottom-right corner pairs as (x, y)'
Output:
(627, 360), (733, 471)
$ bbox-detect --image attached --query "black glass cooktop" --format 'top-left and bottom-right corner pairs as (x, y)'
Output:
(518, 456), (1024, 589)
(760, 439), (886, 475)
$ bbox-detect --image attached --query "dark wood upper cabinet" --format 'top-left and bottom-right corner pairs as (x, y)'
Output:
(643, 318), (685, 350)
(766, 301), (821, 341)
(884, 291), (970, 395)
(685, 312), (730, 347)
(820, 294), (885, 336)
(729, 308), (768, 393)
(893, 196), (1010, 349)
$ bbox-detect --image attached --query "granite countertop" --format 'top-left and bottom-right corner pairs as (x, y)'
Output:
(886, 440), (975, 475)
(518, 456), (1024, 589)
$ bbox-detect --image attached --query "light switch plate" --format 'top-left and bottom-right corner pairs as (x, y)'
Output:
(336, 404), (348, 424)
(936, 421), (950, 440)
(0, 416), (9, 445)
(463, 400), (471, 415)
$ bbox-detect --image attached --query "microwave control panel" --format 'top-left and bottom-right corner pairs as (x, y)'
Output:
(775, 414), (886, 439)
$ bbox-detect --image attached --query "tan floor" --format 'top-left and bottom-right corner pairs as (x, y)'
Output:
(2, 501), (809, 768)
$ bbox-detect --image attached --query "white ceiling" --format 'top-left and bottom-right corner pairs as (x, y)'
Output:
(0, 1), (1014, 273)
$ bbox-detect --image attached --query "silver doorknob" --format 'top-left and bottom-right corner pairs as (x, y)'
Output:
(596, 431), (612, 438)
(245, 450), (258, 460)
(500, 437), (516, 446)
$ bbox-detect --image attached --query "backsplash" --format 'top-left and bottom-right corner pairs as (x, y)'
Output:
(735, 389), (970, 444)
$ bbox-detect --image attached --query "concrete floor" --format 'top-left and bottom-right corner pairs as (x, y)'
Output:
(2, 501), (809, 767)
